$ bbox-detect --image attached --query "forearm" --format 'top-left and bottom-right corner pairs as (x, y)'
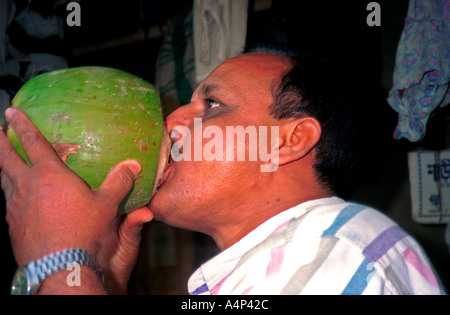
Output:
(38, 266), (107, 295)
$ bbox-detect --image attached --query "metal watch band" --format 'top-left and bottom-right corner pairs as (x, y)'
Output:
(27, 248), (104, 284)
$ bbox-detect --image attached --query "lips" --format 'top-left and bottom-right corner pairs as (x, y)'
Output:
(157, 161), (172, 189)
(151, 128), (172, 196)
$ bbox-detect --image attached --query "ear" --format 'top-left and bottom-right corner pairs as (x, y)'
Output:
(277, 117), (322, 166)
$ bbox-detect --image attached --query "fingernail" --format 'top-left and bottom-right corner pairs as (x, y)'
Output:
(128, 161), (142, 178)
(5, 108), (15, 121)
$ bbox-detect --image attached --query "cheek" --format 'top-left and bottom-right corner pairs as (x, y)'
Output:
(178, 160), (241, 197)
(150, 121), (265, 214)
(158, 159), (251, 206)
(181, 123), (262, 192)
(148, 160), (236, 225)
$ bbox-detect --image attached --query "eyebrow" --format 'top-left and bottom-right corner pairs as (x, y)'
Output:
(199, 84), (220, 96)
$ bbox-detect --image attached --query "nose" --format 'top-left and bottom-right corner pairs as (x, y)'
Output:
(165, 105), (194, 144)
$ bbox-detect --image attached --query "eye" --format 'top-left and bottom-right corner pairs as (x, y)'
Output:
(205, 98), (221, 109)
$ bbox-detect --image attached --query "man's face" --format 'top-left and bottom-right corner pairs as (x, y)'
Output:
(149, 53), (291, 235)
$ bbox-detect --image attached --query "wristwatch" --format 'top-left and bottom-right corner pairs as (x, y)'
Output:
(10, 248), (104, 295)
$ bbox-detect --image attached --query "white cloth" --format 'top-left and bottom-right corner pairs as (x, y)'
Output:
(188, 197), (445, 295)
(24, 53), (68, 80)
(193, 0), (248, 83)
(15, 6), (64, 40)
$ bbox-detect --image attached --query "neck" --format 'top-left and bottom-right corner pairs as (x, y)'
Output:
(208, 172), (333, 250)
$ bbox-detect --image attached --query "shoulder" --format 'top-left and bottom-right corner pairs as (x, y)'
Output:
(284, 200), (445, 294)
(289, 198), (416, 253)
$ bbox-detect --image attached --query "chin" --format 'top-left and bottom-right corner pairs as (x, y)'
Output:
(148, 186), (178, 223)
(148, 190), (199, 233)
(148, 189), (167, 220)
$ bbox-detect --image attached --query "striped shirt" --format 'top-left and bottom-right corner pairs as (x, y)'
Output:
(188, 197), (445, 295)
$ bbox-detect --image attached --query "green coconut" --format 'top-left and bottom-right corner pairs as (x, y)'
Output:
(7, 66), (167, 215)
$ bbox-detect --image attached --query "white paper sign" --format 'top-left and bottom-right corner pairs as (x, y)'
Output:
(408, 150), (450, 224)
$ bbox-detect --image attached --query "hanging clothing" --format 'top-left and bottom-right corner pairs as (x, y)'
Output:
(0, 0), (17, 119)
(155, 7), (196, 116)
(0, 0), (69, 121)
(193, 0), (248, 84)
(388, 0), (450, 142)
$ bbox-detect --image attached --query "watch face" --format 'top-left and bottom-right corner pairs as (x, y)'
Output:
(11, 268), (29, 295)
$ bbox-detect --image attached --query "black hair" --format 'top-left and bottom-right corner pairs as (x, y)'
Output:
(245, 45), (362, 200)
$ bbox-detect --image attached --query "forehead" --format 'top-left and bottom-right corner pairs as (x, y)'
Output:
(196, 53), (292, 101)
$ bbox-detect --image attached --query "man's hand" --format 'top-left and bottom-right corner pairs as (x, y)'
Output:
(0, 108), (149, 293)
(99, 207), (153, 294)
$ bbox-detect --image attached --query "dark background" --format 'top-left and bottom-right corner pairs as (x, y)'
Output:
(0, 0), (449, 294)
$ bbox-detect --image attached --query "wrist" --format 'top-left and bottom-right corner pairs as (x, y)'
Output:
(11, 248), (104, 295)
(14, 239), (102, 269)
(38, 265), (107, 295)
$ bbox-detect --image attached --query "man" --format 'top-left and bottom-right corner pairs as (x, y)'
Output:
(0, 49), (445, 294)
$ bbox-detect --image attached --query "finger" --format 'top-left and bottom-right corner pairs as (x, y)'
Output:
(0, 118), (28, 177)
(1, 170), (14, 201)
(124, 206), (154, 230)
(5, 108), (62, 166)
(119, 207), (153, 249)
(97, 160), (142, 206)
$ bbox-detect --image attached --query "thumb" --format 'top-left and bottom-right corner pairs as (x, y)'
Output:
(98, 160), (141, 206)
(120, 207), (154, 246)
